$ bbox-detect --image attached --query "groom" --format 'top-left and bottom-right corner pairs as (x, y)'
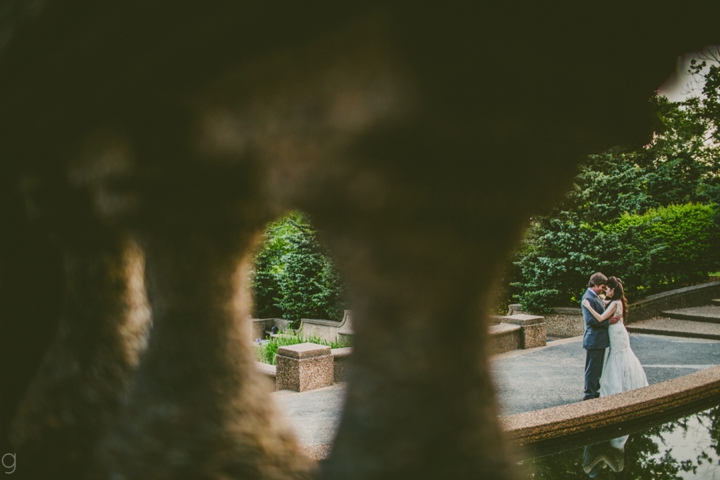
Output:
(581, 272), (609, 400)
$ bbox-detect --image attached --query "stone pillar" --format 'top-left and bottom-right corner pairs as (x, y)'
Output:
(93, 230), (314, 479)
(309, 213), (521, 480)
(6, 173), (151, 478)
(499, 314), (547, 349)
(276, 343), (334, 392)
(0, 190), (64, 455)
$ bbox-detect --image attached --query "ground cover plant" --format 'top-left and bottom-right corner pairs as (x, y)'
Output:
(254, 333), (351, 365)
(508, 56), (720, 313)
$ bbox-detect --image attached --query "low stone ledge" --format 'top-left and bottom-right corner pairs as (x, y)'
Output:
(255, 361), (276, 379)
(301, 317), (345, 327)
(509, 305), (583, 338)
(501, 364), (720, 444)
(497, 314), (547, 349)
(256, 347), (353, 390)
(276, 343), (334, 392)
(249, 318), (275, 341)
(255, 361), (277, 391)
(500, 314), (544, 326)
(489, 323), (522, 354)
(509, 281), (720, 337)
(295, 363), (720, 461)
(278, 343), (331, 359)
(300, 310), (354, 344)
(489, 315), (504, 325)
(630, 281), (720, 322)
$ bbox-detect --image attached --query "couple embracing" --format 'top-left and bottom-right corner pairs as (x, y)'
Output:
(581, 272), (648, 401)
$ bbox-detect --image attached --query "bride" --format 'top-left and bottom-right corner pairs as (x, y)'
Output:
(582, 276), (648, 397)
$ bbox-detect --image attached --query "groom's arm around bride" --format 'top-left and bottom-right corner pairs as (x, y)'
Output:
(582, 272), (609, 400)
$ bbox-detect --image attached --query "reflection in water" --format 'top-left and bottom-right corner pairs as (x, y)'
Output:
(582, 436), (628, 477)
(519, 405), (720, 479)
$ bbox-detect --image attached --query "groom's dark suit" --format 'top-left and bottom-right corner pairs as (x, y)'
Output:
(582, 288), (609, 400)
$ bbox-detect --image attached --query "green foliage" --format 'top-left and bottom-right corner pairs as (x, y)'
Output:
(609, 203), (720, 290)
(513, 202), (720, 312)
(250, 211), (346, 323)
(512, 217), (616, 313)
(510, 63), (720, 312)
(254, 333), (351, 365)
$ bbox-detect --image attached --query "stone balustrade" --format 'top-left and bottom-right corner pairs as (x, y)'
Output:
(4, 4), (717, 478)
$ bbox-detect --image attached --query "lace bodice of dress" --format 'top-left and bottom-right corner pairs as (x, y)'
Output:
(607, 300), (629, 354)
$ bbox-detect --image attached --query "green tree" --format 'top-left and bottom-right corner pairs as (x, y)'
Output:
(250, 211), (345, 323)
(509, 62), (720, 312)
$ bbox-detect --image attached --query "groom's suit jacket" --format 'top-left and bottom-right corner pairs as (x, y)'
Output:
(581, 289), (609, 349)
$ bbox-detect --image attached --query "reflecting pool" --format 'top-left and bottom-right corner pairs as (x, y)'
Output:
(518, 401), (720, 479)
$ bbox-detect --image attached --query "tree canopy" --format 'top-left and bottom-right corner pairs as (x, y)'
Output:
(250, 211), (346, 323)
(510, 60), (720, 313)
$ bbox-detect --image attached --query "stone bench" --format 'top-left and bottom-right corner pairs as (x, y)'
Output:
(490, 314), (547, 353)
(496, 314), (546, 349)
(489, 323), (523, 354)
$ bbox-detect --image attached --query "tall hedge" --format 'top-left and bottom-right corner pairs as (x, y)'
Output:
(610, 203), (720, 292)
(512, 203), (720, 313)
(250, 211), (345, 323)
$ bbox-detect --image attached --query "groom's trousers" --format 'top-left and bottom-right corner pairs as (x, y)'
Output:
(584, 348), (605, 400)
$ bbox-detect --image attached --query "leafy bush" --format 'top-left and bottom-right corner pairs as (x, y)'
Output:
(609, 203), (720, 292)
(512, 203), (720, 312)
(250, 211), (346, 323)
(512, 218), (615, 313)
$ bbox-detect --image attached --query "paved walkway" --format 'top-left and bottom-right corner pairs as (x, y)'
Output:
(273, 333), (720, 447)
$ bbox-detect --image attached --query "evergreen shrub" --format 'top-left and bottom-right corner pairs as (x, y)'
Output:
(512, 203), (720, 313)
(250, 211), (345, 323)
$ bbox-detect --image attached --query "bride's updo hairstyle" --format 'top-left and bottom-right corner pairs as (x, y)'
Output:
(607, 276), (628, 318)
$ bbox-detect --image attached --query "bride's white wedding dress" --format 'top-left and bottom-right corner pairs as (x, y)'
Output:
(599, 301), (648, 397)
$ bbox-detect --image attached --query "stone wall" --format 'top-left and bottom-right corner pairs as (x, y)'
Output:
(248, 318), (292, 341)
(509, 281), (720, 338)
(545, 308), (585, 338)
(628, 281), (720, 323)
(299, 310), (354, 344)
(299, 319), (343, 343)
(488, 324), (523, 354)
(508, 304), (584, 338)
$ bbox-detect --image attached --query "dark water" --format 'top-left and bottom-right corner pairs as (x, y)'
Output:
(518, 400), (720, 479)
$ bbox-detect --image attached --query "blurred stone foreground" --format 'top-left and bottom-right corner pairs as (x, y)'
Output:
(1, 2), (719, 480)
